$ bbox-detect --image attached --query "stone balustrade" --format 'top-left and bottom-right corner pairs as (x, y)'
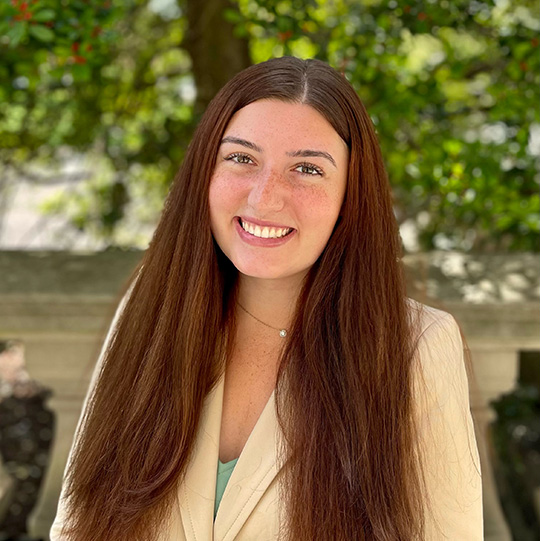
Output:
(0, 249), (538, 540)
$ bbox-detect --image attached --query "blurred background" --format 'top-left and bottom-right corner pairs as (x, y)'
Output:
(0, 0), (538, 539)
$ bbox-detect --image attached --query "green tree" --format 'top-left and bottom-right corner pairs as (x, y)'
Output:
(0, 0), (250, 242)
(1, 0), (538, 251)
(233, 0), (539, 251)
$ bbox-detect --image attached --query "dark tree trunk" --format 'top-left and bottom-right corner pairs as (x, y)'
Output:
(182, 0), (252, 119)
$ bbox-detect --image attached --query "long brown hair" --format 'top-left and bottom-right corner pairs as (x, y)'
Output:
(61, 56), (430, 540)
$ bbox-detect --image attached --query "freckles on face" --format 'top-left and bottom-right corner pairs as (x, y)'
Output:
(208, 99), (348, 280)
(292, 183), (344, 263)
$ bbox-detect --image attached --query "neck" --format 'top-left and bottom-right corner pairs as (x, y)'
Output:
(236, 273), (305, 331)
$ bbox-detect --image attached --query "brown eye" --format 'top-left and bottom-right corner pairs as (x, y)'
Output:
(295, 163), (324, 176)
(225, 152), (254, 164)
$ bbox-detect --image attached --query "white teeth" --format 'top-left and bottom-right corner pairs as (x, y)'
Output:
(240, 220), (291, 239)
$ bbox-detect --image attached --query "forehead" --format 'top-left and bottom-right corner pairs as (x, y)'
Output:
(223, 99), (347, 153)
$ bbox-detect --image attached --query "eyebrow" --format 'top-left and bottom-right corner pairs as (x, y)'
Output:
(220, 136), (337, 168)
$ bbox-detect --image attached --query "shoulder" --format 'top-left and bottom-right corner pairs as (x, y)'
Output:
(405, 298), (463, 363)
(405, 298), (467, 403)
(405, 297), (458, 336)
(405, 300), (483, 538)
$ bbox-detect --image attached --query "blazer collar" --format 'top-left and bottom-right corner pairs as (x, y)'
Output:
(177, 373), (283, 541)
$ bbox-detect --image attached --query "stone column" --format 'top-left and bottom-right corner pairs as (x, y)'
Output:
(469, 346), (517, 541)
(27, 395), (85, 537)
(19, 321), (109, 539)
(0, 250), (143, 539)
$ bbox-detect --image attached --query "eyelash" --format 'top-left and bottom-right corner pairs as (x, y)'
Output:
(224, 152), (324, 177)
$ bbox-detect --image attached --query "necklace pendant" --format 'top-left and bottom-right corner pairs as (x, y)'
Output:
(279, 329), (287, 338)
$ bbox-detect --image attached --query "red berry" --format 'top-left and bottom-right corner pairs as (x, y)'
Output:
(277, 30), (293, 41)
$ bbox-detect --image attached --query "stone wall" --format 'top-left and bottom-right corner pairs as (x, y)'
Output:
(0, 249), (538, 540)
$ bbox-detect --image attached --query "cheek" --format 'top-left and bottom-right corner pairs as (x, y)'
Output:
(209, 174), (239, 218)
(294, 184), (343, 227)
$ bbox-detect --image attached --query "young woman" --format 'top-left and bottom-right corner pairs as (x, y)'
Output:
(51, 56), (482, 540)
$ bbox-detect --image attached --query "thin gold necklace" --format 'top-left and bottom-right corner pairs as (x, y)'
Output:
(237, 302), (288, 338)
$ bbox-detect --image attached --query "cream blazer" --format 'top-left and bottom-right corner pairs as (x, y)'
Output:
(51, 299), (483, 540)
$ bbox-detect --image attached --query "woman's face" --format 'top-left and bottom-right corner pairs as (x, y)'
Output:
(209, 99), (349, 282)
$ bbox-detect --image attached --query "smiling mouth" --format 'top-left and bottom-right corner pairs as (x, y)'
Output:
(238, 218), (294, 239)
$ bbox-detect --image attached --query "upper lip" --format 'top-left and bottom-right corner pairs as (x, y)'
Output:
(238, 216), (295, 230)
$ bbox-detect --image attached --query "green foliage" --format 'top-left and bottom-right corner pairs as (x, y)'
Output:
(233, 0), (540, 252)
(0, 0), (126, 158)
(1, 0), (195, 244)
(1, 0), (538, 251)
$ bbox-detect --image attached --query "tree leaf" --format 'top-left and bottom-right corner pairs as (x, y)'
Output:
(33, 9), (56, 23)
(72, 63), (91, 82)
(29, 24), (55, 43)
(6, 22), (26, 48)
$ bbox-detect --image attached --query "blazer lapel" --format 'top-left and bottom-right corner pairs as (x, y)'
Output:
(214, 388), (283, 541)
(177, 373), (284, 541)
(178, 375), (224, 541)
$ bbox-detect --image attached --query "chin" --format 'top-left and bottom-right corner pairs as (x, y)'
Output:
(233, 261), (293, 281)
(237, 267), (288, 280)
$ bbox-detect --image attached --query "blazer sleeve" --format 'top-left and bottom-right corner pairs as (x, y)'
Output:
(413, 312), (483, 540)
(49, 286), (133, 540)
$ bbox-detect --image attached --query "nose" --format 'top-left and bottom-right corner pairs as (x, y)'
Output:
(247, 168), (286, 213)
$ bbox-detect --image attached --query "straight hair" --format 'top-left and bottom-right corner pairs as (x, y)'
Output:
(61, 56), (430, 540)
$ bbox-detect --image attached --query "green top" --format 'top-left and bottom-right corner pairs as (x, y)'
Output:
(214, 457), (239, 519)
